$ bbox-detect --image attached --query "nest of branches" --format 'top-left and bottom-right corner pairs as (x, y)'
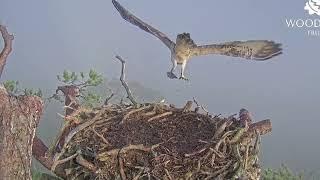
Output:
(51, 100), (271, 180)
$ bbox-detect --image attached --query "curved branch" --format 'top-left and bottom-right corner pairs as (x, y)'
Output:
(32, 136), (53, 169)
(115, 55), (138, 105)
(0, 25), (14, 79)
(241, 119), (272, 144)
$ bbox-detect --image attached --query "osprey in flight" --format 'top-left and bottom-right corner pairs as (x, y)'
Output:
(112, 0), (282, 80)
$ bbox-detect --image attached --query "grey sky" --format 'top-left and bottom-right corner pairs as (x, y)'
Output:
(1, 0), (319, 171)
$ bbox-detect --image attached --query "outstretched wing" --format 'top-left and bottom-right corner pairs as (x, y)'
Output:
(112, 0), (175, 50)
(192, 40), (282, 60)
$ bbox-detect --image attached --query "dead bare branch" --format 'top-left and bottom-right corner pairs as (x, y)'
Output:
(241, 119), (272, 145)
(104, 93), (114, 105)
(115, 55), (138, 106)
(193, 97), (209, 115)
(0, 25), (14, 79)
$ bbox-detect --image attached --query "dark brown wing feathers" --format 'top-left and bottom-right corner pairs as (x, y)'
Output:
(112, 0), (175, 50)
(193, 40), (282, 61)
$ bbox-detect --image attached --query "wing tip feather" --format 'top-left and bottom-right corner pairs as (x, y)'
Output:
(253, 41), (283, 61)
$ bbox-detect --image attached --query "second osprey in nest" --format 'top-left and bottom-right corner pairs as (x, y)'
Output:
(112, 0), (282, 80)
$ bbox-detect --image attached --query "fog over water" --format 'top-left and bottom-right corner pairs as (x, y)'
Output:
(1, 0), (319, 171)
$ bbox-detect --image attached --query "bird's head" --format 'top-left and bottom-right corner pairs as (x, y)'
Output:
(176, 32), (196, 47)
(177, 32), (190, 39)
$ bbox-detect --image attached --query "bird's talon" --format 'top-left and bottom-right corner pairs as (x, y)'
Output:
(167, 72), (178, 79)
(179, 76), (189, 81)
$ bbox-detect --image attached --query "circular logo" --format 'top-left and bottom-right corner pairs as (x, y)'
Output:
(305, 0), (320, 15)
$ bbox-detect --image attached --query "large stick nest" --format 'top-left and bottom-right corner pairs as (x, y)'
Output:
(52, 102), (270, 180)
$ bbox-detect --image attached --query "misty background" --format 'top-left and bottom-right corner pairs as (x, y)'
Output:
(1, 0), (319, 172)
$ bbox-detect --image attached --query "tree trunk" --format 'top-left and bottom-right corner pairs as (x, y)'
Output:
(0, 24), (59, 179)
(0, 86), (43, 180)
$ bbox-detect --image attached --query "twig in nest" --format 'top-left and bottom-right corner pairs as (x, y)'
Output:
(91, 126), (111, 146)
(57, 113), (80, 124)
(181, 101), (193, 112)
(202, 148), (214, 160)
(214, 130), (235, 151)
(51, 111), (107, 172)
(118, 155), (127, 180)
(51, 153), (78, 172)
(233, 145), (242, 160)
(115, 55), (138, 106)
(210, 148), (225, 158)
(198, 140), (209, 144)
(164, 169), (173, 180)
(244, 144), (250, 170)
(98, 144), (157, 159)
(211, 153), (216, 167)
(76, 155), (98, 173)
(213, 120), (228, 139)
(122, 105), (151, 123)
(185, 147), (207, 157)
(193, 97), (209, 115)
(229, 128), (246, 144)
(140, 172), (152, 180)
(0, 25), (14, 79)
(203, 161), (232, 180)
(253, 130), (261, 154)
(143, 109), (157, 117)
(63, 104), (76, 111)
(147, 111), (172, 122)
(132, 169), (144, 180)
